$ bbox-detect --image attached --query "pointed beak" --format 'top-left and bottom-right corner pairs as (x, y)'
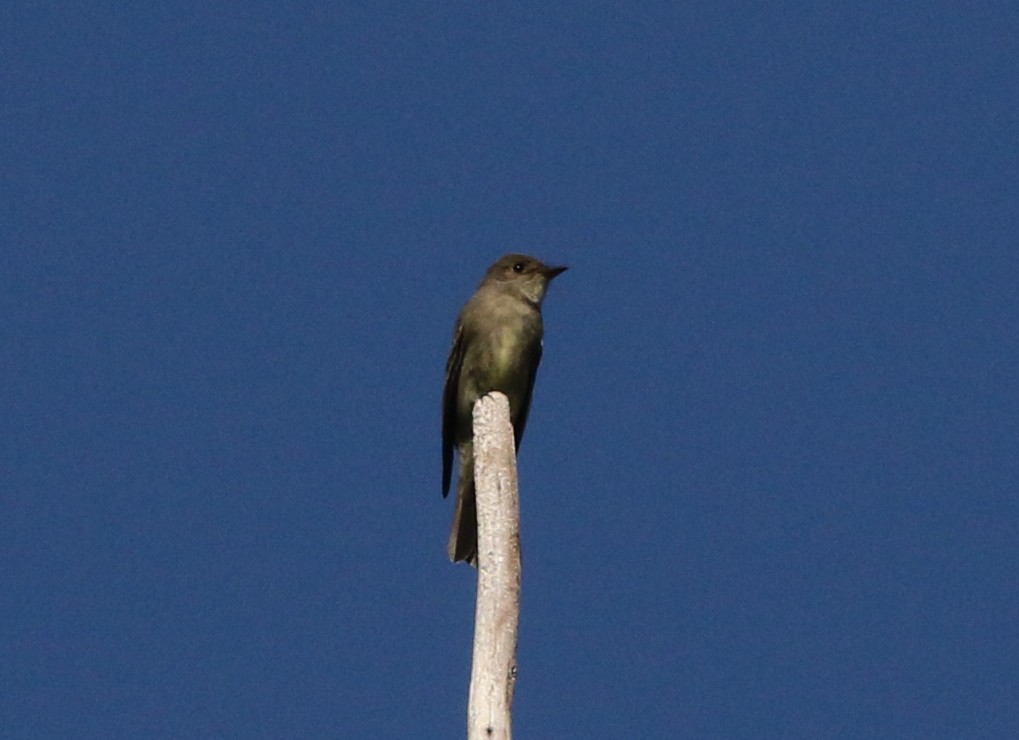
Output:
(543, 264), (568, 280)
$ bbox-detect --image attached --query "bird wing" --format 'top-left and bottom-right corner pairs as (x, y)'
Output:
(441, 318), (465, 497)
(512, 341), (543, 450)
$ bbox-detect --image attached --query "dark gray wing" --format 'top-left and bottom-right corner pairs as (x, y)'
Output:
(442, 319), (465, 497)
(511, 341), (543, 450)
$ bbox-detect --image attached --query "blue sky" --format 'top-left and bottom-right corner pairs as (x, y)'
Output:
(3, 2), (1017, 737)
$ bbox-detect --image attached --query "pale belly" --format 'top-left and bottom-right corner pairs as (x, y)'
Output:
(457, 320), (540, 433)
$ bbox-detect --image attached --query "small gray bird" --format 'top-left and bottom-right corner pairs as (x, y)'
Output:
(442, 254), (568, 565)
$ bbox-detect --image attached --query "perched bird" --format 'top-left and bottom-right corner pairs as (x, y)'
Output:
(442, 254), (567, 565)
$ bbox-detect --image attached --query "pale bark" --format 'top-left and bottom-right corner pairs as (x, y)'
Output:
(466, 392), (521, 740)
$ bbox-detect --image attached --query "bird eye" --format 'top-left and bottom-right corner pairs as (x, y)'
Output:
(513, 262), (525, 273)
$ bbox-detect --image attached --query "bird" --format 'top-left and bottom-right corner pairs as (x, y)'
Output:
(442, 253), (567, 564)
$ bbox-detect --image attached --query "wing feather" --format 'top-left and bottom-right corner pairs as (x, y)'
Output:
(512, 341), (542, 449)
(441, 319), (465, 497)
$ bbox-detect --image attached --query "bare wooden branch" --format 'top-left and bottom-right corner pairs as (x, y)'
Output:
(466, 392), (521, 740)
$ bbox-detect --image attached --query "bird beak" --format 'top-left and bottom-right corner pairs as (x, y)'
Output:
(543, 265), (568, 280)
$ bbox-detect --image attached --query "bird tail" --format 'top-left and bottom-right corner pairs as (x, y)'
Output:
(447, 444), (477, 565)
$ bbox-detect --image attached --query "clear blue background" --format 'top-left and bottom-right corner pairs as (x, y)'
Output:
(4, 2), (1017, 738)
